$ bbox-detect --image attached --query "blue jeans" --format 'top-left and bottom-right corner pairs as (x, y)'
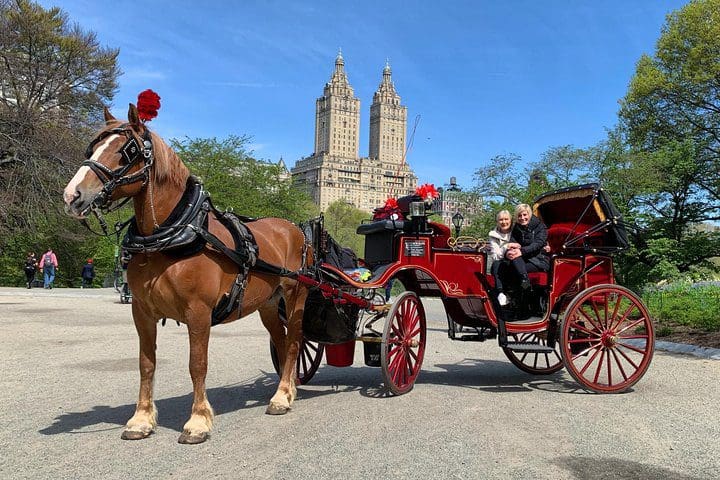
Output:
(43, 265), (56, 288)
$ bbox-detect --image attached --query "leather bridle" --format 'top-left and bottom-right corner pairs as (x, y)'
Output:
(82, 123), (155, 211)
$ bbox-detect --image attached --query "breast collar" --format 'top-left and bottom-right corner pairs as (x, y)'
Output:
(122, 176), (210, 255)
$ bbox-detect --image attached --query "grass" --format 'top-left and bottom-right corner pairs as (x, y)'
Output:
(643, 283), (720, 331)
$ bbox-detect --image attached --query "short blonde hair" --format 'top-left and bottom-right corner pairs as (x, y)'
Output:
(515, 204), (531, 218)
(496, 209), (511, 221)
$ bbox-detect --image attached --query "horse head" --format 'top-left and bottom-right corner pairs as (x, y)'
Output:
(63, 104), (155, 219)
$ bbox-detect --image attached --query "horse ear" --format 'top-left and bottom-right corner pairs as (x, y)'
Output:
(103, 107), (116, 123)
(128, 103), (140, 126)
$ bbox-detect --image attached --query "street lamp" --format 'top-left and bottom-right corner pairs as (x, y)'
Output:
(452, 211), (464, 237)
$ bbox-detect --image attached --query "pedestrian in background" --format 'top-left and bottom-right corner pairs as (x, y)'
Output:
(39, 248), (58, 289)
(23, 252), (37, 289)
(81, 258), (95, 288)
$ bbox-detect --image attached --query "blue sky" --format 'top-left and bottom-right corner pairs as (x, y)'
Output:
(44, 0), (687, 189)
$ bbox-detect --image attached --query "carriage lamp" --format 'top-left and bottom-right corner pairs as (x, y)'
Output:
(452, 211), (464, 237)
(409, 201), (425, 218)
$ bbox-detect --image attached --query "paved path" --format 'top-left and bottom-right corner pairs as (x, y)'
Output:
(1, 287), (718, 479)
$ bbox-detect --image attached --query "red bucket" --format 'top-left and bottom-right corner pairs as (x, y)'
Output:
(325, 340), (355, 367)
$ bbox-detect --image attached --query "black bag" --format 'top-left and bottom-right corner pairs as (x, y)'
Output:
(302, 287), (359, 344)
(323, 234), (358, 270)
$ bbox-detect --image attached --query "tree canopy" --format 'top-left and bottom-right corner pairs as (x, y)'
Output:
(0, 0), (119, 236)
(171, 135), (318, 223)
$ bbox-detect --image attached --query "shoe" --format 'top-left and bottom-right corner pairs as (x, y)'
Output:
(497, 293), (508, 306)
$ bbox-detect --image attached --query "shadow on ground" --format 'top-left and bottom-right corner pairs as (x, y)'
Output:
(553, 455), (703, 480)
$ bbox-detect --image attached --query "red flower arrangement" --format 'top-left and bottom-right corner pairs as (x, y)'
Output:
(415, 183), (439, 203)
(137, 89), (161, 122)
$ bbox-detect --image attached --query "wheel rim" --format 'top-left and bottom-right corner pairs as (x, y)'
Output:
(503, 331), (564, 374)
(381, 292), (426, 395)
(561, 285), (654, 393)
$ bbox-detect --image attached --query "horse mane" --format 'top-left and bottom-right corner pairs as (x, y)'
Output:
(149, 131), (189, 190)
(95, 120), (189, 190)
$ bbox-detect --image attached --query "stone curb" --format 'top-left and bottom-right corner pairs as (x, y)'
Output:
(654, 340), (720, 360)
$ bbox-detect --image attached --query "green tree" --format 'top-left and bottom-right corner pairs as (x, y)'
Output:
(617, 0), (720, 282)
(171, 135), (318, 223)
(0, 0), (119, 235)
(619, 0), (720, 214)
(322, 200), (368, 255)
(0, 0), (120, 287)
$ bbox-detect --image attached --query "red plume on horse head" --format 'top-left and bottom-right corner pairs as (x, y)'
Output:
(137, 89), (161, 122)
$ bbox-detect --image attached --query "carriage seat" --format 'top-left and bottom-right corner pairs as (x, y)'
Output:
(546, 223), (575, 254)
(356, 219), (405, 235)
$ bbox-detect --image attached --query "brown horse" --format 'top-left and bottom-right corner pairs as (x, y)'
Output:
(63, 104), (310, 444)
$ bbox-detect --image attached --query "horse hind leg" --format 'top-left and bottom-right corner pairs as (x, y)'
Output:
(178, 309), (215, 444)
(122, 306), (158, 440)
(265, 282), (307, 415)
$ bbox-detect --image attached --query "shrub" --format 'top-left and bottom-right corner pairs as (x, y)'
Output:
(643, 283), (720, 331)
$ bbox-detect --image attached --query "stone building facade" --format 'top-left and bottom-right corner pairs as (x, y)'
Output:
(291, 52), (417, 212)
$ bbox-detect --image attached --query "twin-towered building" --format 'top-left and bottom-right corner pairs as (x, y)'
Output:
(291, 51), (417, 213)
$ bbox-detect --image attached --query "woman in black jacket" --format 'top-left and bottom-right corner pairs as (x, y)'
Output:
(501, 204), (549, 318)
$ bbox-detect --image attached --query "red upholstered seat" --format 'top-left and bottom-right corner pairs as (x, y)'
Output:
(528, 271), (548, 286)
(546, 223), (575, 253)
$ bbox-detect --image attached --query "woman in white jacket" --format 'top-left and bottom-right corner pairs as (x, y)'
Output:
(488, 210), (512, 306)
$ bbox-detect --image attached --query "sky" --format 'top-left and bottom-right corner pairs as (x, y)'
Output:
(42, 0), (688, 190)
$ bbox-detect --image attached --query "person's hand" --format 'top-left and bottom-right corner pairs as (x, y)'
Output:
(507, 242), (521, 250)
(505, 247), (522, 260)
(543, 243), (551, 253)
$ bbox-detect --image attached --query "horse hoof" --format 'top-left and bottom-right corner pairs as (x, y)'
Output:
(178, 430), (208, 444)
(121, 429), (152, 440)
(265, 403), (290, 415)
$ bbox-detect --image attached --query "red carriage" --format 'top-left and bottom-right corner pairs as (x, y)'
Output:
(274, 183), (655, 394)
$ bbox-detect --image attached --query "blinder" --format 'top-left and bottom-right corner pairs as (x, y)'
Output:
(81, 124), (154, 210)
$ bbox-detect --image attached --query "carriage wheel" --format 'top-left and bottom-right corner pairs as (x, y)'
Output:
(381, 291), (426, 395)
(503, 331), (564, 375)
(269, 301), (324, 385)
(560, 284), (654, 393)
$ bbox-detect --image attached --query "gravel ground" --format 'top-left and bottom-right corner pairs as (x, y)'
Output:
(1, 287), (718, 480)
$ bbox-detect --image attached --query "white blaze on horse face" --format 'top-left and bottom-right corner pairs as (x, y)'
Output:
(63, 134), (120, 209)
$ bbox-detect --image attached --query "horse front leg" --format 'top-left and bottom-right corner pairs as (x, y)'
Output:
(178, 312), (214, 444)
(265, 283), (307, 415)
(122, 304), (158, 440)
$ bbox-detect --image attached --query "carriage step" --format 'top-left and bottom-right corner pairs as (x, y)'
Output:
(504, 342), (555, 353)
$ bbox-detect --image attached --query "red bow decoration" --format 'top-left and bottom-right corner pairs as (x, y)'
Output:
(383, 197), (399, 210)
(415, 183), (439, 202)
(137, 89), (161, 122)
(373, 196), (401, 220)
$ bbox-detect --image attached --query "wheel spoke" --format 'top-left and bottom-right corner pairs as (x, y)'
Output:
(570, 320), (601, 338)
(575, 308), (604, 334)
(590, 298), (605, 329)
(610, 348), (629, 382)
(614, 344), (641, 369)
(609, 292), (622, 328)
(610, 302), (637, 331)
(606, 349), (612, 385)
(577, 344), (603, 374)
(615, 341), (647, 356)
(593, 348), (606, 384)
(615, 316), (646, 336)
(574, 340), (602, 357)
